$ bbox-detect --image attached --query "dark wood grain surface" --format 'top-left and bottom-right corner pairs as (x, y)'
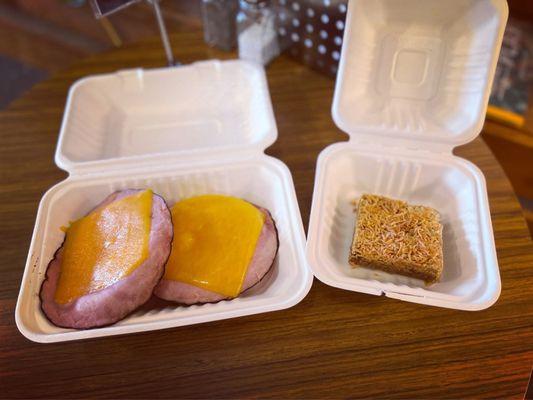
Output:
(1, 31), (532, 399)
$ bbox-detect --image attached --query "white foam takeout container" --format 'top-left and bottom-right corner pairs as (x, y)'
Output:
(307, 0), (508, 310)
(16, 60), (313, 343)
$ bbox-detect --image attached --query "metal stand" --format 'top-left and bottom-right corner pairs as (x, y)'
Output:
(90, 0), (178, 67)
(149, 0), (177, 66)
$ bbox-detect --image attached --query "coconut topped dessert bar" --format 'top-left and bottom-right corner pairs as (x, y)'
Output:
(349, 194), (444, 284)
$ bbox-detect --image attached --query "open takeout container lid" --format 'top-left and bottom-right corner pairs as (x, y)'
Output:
(332, 0), (508, 152)
(55, 60), (279, 174)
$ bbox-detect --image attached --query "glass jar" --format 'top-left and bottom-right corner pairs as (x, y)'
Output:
(201, 0), (239, 51)
(236, 0), (280, 65)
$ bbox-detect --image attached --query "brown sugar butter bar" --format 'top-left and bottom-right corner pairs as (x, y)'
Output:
(349, 194), (444, 284)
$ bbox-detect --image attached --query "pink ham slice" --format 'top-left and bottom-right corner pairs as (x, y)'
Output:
(40, 189), (173, 329)
(154, 206), (279, 305)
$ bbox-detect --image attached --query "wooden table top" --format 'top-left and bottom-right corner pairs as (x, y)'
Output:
(1, 31), (532, 399)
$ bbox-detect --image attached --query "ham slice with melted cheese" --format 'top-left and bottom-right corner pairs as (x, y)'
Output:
(40, 189), (173, 329)
(154, 195), (279, 304)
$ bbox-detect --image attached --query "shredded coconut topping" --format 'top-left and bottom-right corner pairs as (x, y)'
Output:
(349, 194), (444, 283)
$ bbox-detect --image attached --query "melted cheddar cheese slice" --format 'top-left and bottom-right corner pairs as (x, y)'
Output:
(164, 195), (265, 297)
(54, 190), (153, 304)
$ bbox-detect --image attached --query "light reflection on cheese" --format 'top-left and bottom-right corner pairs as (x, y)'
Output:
(54, 190), (153, 304)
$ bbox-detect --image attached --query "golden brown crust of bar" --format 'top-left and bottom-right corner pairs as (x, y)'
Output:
(349, 194), (443, 283)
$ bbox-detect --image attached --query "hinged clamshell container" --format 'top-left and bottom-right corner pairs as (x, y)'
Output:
(307, 0), (508, 310)
(16, 60), (313, 343)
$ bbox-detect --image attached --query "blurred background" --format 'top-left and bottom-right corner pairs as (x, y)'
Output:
(0, 0), (532, 236)
(0, 0), (201, 109)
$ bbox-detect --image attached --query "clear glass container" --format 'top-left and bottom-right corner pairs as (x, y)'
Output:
(201, 0), (239, 51)
(237, 0), (280, 65)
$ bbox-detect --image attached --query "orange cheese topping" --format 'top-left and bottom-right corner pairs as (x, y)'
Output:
(54, 190), (153, 304)
(164, 194), (265, 298)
